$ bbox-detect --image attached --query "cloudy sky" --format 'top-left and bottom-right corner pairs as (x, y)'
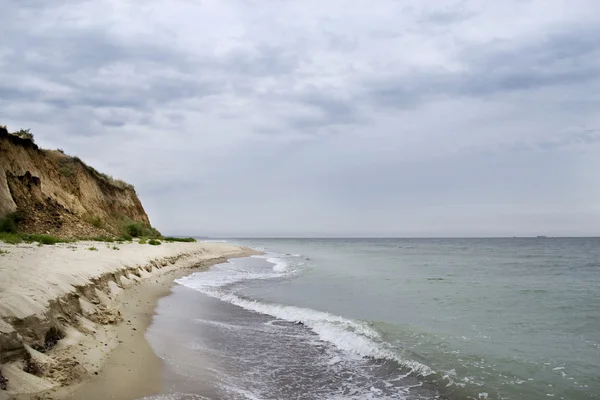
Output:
(2, 0), (600, 237)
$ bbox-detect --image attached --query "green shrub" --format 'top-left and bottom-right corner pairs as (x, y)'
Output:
(119, 234), (133, 241)
(162, 237), (196, 243)
(58, 158), (75, 178)
(90, 216), (104, 229)
(0, 212), (24, 233)
(88, 246), (98, 251)
(0, 232), (22, 244)
(11, 128), (34, 143)
(0, 217), (16, 233)
(138, 238), (147, 244)
(148, 239), (161, 246)
(22, 234), (61, 245)
(124, 222), (144, 237)
(122, 221), (161, 238)
(0, 249), (9, 255)
(112, 245), (120, 250)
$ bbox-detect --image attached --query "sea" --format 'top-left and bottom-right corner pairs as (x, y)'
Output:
(144, 238), (600, 400)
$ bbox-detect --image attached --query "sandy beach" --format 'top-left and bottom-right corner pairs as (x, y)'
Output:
(0, 240), (256, 400)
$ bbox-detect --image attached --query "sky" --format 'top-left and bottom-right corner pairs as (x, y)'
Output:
(1, 0), (600, 237)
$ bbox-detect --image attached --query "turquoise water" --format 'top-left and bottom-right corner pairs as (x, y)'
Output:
(152, 238), (600, 399)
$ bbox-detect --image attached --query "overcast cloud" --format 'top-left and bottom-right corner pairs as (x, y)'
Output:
(1, 0), (600, 237)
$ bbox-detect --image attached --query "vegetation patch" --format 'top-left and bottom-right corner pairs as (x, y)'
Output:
(162, 236), (196, 243)
(148, 239), (161, 246)
(88, 246), (98, 251)
(0, 211), (24, 233)
(0, 249), (9, 255)
(72, 157), (135, 190)
(0, 232), (22, 244)
(10, 128), (35, 143)
(89, 236), (114, 242)
(121, 221), (161, 238)
(138, 238), (148, 244)
(84, 215), (104, 229)
(57, 157), (76, 178)
(21, 234), (64, 245)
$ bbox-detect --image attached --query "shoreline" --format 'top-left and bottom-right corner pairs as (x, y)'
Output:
(0, 240), (257, 400)
(65, 260), (228, 400)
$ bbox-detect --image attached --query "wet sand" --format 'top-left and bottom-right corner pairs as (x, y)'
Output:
(65, 261), (253, 400)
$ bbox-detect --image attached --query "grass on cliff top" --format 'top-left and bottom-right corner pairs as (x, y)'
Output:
(8, 128), (35, 143)
(4, 126), (133, 190)
(71, 156), (134, 190)
(50, 150), (134, 191)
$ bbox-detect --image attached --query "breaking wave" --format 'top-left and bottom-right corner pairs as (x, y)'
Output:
(176, 253), (434, 378)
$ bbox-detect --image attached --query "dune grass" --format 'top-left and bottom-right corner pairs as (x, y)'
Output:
(162, 236), (196, 243)
(0, 232), (67, 245)
(0, 232), (22, 244)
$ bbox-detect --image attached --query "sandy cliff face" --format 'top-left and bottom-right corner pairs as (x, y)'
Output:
(0, 127), (150, 238)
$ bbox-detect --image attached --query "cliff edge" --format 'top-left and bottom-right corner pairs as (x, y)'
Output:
(0, 126), (151, 238)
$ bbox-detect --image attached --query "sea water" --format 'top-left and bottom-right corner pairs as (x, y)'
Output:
(145, 238), (600, 399)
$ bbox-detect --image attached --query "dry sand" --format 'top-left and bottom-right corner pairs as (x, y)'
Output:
(0, 240), (256, 400)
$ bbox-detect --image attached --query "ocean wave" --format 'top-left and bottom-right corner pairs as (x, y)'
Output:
(251, 254), (295, 272)
(177, 255), (433, 378)
(179, 270), (434, 378)
(176, 259), (287, 290)
(176, 269), (285, 290)
(141, 394), (212, 400)
(267, 257), (289, 272)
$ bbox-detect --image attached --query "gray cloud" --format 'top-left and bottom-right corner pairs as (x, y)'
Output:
(367, 27), (600, 109)
(1, 0), (600, 236)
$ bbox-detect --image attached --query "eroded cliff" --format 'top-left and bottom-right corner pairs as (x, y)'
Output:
(0, 126), (150, 238)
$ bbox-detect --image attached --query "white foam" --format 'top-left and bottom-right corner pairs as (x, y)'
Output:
(176, 253), (434, 380)
(219, 384), (266, 400)
(178, 281), (434, 377)
(177, 269), (282, 290)
(251, 253), (295, 272)
(141, 394), (211, 400)
(175, 258), (289, 290)
(267, 257), (289, 272)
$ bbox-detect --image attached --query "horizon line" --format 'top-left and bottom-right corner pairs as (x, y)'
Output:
(173, 235), (600, 240)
